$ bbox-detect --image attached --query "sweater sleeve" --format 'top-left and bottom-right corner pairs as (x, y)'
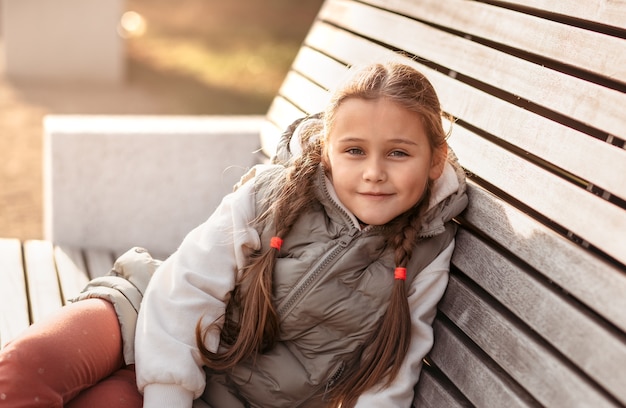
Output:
(135, 173), (262, 408)
(354, 240), (455, 407)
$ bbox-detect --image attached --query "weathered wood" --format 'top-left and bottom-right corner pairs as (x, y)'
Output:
(278, 71), (331, 115)
(22, 240), (63, 323)
(0, 243), (117, 349)
(448, 126), (626, 265)
(441, 275), (622, 408)
(461, 181), (626, 333)
(434, 80), (626, 201)
(487, 0), (626, 29)
(366, 0), (626, 83)
(54, 244), (90, 303)
(263, 96), (306, 156)
(413, 364), (473, 408)
(319, 1), (626, 139)
(453, 228), (626, 404)
(84, 247), (115, 279)
(0, 239), (29, 348)
(290, 46), (347, 91)
(429, 318), (540, 407)
(279, 28), (626, 201)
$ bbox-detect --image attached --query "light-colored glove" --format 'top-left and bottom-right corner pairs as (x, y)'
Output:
(71, 247), (161, 364)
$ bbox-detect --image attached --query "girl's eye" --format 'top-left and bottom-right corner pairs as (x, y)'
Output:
(389, 150), (408, 157)
(346, 148), (364, 155)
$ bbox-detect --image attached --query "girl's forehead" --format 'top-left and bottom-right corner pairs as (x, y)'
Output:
(333, 97), (418, 119)
(330, 98), (423, 130)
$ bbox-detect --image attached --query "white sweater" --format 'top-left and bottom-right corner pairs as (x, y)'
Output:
(135, 164), (458, 408)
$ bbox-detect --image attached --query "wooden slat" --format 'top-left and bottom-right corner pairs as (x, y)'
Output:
(260, 120), (284, 159)
(414, 364), (473, 408)
(441, 275), (622, 408)
(453, 229), (626, 404)
(284, 46), (343, 97)
(319, 1), (626, 139)
(447, 125), (626, 265)
(429, 318), (539, 407)
(264, 96), (306, 156)
(0, 239), (29, 348)
(305, 21), (397, 68)
(290, 46), (348, 91)
(461, 181), (626, 333)
(277, 71), (331, 114)
(54, 244), (89, 303)
(84, 247), (115, 279)
(296, 24), (626, 200)
(433, 75), (626, 201)
(489, 0), (626, 29)
(265, 95), (306, 128)
(23, 240), (63, 323)
(365, 0), (626, 83)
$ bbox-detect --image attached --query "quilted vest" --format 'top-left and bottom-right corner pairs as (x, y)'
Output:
(200, 165), (457, 408)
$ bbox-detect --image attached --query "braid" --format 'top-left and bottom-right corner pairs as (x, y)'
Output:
(196, 134), (323, 371)
(389, 184), (433, 267)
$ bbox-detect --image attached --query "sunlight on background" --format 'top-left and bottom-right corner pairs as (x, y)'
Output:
(0, 0), (323, 241)
(120, 0), (324, 113)
(118, 11), (147, 38)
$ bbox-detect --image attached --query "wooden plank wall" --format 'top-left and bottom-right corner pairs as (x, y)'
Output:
(0, 239), (115, 348)
(263, 0), (626, 407)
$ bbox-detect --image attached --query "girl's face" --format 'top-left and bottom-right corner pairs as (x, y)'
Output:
(325, 97), (445, 226)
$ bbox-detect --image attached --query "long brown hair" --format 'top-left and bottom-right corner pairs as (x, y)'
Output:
(196, 61), (449, 407)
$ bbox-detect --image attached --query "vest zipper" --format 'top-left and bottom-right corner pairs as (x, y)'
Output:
(323, 361), (345, 399)
(276, 229), (360, 320)
(276, 168), (388, 320)
(291, 361), (345, 408)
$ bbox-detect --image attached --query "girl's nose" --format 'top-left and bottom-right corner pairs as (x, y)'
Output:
(362, 157), (386, 182)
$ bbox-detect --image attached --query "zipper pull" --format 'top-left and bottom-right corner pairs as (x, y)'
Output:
(339, 228), (361, 247)
(323, 362), (345, 400)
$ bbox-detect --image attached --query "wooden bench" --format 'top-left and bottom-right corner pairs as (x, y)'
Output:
(0, 239), (120, 347)
(2, 0), (626, 407)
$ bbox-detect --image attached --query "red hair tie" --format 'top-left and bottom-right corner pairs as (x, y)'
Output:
(394, 267), (407, 281)
(270, 236), (283, 250)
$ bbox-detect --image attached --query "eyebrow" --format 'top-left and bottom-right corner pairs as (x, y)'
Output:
(336, 137), (419, 146)
(388, 138), (419, 146)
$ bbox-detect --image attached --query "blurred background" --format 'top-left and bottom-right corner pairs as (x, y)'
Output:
(0, 0), (324, 240)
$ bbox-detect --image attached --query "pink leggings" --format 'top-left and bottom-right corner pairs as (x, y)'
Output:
(0, 299), (142, 407)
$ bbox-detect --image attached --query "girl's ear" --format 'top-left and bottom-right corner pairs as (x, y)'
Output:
(429, 143), (448, 180)
(321, 140), (332, 172)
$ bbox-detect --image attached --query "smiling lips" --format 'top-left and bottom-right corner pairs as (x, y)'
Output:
(360, 192), (393, 199)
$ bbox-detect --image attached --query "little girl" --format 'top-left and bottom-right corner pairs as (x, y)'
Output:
(0, 61), (467, 407)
